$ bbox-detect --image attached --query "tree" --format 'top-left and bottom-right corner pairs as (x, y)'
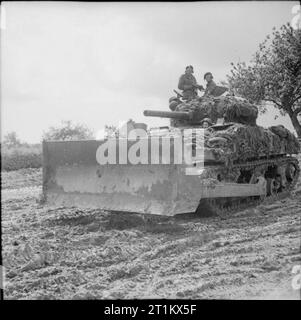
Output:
(3, 132), (22, 148)
(43, 120), (94, 141)
(104, 125), (119, 138)
(227, 23), (301, 137)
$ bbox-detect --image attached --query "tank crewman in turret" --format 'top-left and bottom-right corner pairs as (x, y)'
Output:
(200, 118), (213, 128)
(178, 65), (204, 101)
(203, 72), (217, 97)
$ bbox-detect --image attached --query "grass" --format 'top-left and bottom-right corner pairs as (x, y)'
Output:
(1, 144), (42, 171)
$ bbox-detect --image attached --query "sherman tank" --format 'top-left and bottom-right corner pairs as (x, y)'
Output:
(43, 94), (300, 216)
(143, 94), (300, 214)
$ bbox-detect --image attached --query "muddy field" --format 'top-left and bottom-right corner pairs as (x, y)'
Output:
(1, 167), (301, 300)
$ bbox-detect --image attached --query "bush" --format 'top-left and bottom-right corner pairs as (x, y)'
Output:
(43, 120), (94, 141)
(1, 144), (42, 171)
(1, 120), (94, 171)
(2, 132), (22, 148)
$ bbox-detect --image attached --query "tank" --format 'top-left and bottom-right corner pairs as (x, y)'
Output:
(43, 94), (300, 216)
(143, 94), (300, 214)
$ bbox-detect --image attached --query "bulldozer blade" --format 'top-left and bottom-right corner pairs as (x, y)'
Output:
(43, 139), (204, 216)
(43, 140), (266, 216)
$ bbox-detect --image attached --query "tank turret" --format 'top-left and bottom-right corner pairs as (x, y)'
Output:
(145, 95), (259, 127)
(143, 94), (300, 180)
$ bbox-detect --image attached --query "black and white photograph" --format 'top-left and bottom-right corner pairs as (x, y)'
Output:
(1, 1), (301, 302)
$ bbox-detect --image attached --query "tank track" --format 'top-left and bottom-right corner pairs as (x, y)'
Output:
(197, 155), (300, 217)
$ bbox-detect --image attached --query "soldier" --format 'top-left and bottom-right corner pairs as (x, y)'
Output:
(203, 72), (217, 97)
(178, 65), (204, 101)
(200, 118), (213, 128)
(203, 72), (228, 97)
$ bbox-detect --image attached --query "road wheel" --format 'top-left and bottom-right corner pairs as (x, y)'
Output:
(266, 178), (279, 196)
(285, 163), (297, 184)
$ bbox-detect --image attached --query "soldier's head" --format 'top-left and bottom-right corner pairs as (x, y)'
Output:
(204, 72), (213, 82)
(185, 65), (194, 74)
(201, 118), (213, 128)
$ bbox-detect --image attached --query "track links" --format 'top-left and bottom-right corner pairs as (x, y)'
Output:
(198, 155), (300, 217)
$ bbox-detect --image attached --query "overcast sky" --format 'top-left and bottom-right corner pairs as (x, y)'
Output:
(1, 1), (300, 142)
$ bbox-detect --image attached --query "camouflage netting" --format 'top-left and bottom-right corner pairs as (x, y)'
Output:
(200, 123), (300, 164)
(269, 125), (300, 153)
(174, 95), (258, 126)
(169, 94), (300, 163)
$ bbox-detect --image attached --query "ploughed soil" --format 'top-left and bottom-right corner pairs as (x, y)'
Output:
(1, 166), (301, 300)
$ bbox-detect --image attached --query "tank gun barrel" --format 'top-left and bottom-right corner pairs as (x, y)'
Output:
(143, 110), (192, 120)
